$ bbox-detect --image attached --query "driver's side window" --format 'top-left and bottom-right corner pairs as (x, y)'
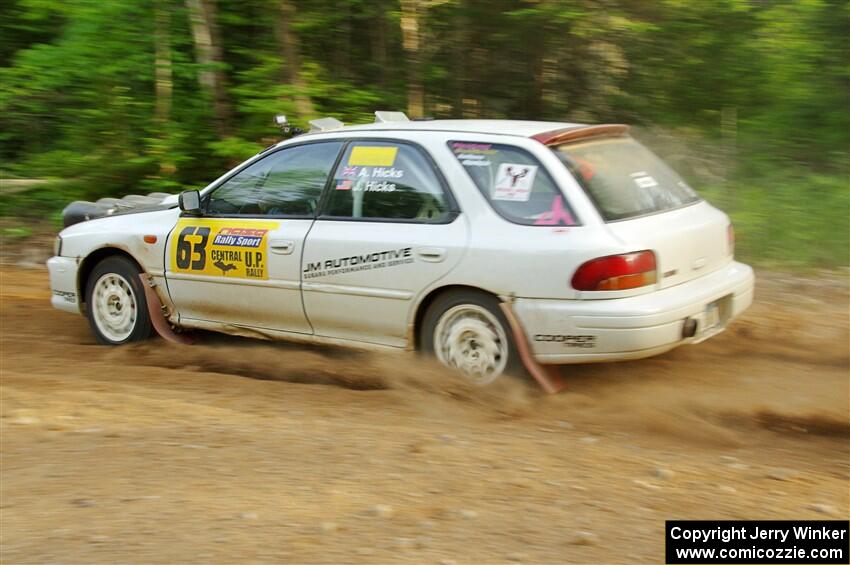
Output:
(206, 141), (343, 217)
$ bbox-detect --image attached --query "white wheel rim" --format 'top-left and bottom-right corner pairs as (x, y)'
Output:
(433, 304), (509, 384)
(91, 273), (137, 342)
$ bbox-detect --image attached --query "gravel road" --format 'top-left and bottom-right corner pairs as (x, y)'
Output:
(1, 267), (847, 564)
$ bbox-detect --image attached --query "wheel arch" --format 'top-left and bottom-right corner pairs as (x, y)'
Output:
(77, 247), (146, 306)
(412, 284), (503, 350)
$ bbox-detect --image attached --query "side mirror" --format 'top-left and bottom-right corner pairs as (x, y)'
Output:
(178, 190), (202, 216)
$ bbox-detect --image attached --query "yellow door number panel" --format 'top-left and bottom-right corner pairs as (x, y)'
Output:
(170, 219), (279, 280)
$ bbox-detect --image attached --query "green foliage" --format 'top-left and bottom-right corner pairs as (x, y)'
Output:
(207, 136), (265, 163)
(701, 173), (849, 269)
(0, 0), (847, 268)
(1, 224), (33, 240)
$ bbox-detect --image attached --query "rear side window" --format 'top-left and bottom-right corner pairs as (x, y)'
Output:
(553, 137), (701, 221)
(322, 141), (452, 222)
(449, 141), (577, 226)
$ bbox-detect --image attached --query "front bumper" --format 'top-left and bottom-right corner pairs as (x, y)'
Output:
(47, 256), (82, 315)
(513, 261), (754, 364)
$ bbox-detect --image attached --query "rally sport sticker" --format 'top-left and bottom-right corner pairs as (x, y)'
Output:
(170, 219), (278, 280)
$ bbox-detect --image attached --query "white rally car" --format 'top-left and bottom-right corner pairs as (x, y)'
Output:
(47, 112), (754, 390)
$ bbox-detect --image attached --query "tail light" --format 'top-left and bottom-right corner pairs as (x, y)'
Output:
(571, 250), (657, 291)
(727, 224), (735, 256)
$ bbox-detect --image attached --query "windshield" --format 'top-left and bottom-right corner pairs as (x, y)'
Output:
(553, 137), (700, 221)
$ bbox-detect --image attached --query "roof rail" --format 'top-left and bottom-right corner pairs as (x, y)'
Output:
(374, 111), (410, 123)
(309, 117), (344, 133)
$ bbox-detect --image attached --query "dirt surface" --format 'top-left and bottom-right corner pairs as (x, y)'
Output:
(1, 266), (848, 564)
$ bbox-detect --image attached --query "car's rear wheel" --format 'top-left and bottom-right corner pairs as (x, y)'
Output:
(85, 256), (152, 345)
(420, 290), (521, 385)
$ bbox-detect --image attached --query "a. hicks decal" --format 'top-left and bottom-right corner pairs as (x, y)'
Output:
(170, 219), (278, 279)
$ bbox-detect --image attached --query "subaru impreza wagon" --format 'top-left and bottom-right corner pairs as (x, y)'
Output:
(47, 112), (754, 389)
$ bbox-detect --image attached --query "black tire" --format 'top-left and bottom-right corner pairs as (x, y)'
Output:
(85, 256), (153, 345)
(419, 290), (523, 383)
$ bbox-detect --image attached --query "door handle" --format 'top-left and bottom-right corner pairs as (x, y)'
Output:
(270, 239), (295, 255)
(416, 246), (446, 262)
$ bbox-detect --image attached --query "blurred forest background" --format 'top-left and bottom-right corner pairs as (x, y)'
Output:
(0, 0), (847, 268)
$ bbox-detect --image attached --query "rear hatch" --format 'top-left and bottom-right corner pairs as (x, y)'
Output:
(602, 200), (730, 289)
(552, 134), (731, 289)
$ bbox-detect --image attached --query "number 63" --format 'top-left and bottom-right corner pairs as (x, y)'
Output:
(175, 226), (210, 270)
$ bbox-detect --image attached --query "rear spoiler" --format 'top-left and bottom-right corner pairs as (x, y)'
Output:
(532, 124), (630, 146)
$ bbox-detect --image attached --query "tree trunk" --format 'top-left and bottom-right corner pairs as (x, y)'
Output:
(370, 3), (388, 89)
(451, 7), (467, 117)
(400, 0), (424, 117)
(154, 1), (175, 175)
(333, 0), (351, 81)
(527, 26), (544, 119)
(185, 0), (231, 136)
(278, 0), (315, 120)
(154, 3), (172, 124)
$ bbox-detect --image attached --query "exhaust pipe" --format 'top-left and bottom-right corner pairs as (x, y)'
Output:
(682, 318), (698, 339)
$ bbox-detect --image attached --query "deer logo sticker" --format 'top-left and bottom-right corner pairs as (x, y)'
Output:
(493, 163), (538, 202)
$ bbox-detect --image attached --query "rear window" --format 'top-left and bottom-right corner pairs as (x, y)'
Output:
(449, 141), (577, 226)
(553, 137), (700, 221)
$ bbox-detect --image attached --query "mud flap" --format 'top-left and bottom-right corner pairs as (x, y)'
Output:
(499, 302), (566, 394)
(139, 275), (194, 345)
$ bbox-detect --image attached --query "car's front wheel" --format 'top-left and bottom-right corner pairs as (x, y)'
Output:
(420, 290), (521, 385)
(85, 256), (152, 345)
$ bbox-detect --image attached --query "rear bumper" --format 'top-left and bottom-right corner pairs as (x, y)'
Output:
(47, 256), (82, 314)
(512, 261), (754, 364)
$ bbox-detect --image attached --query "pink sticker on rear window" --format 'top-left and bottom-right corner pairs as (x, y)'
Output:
(534, 196), (575, 226)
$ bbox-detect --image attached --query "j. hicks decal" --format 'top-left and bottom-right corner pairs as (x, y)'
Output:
(303, 247), (414, 279)
(170, 219), (278, 279)
(335, 178), (398, 192)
